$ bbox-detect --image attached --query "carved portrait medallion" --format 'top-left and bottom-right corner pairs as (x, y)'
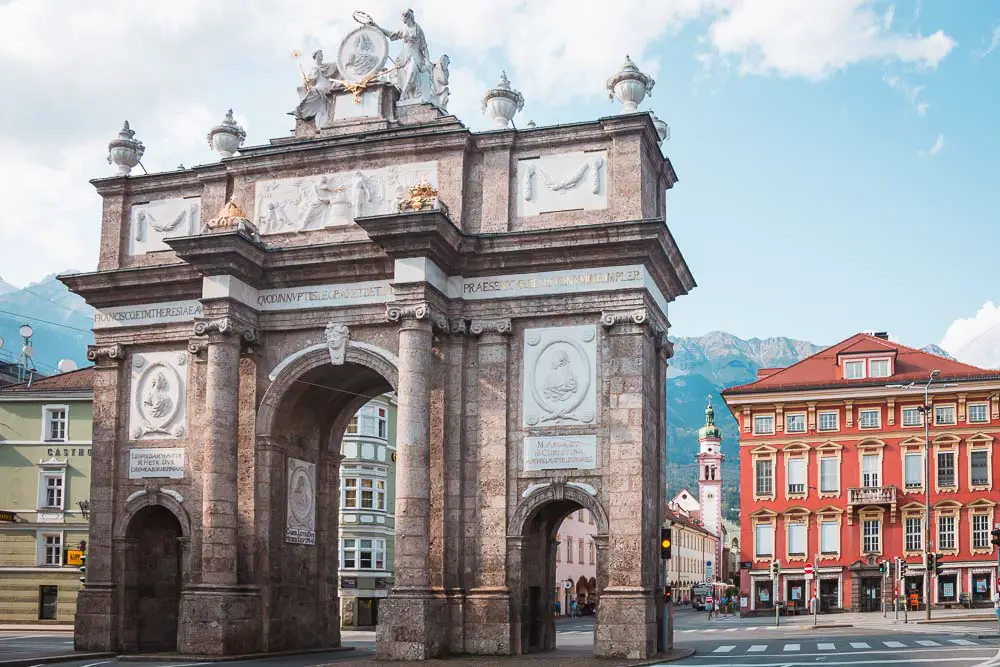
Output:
(522, 325), (598, 427)
(285, 457), (317, 545)
(338, 26), (389, 84)
(129, 351), (187, 440)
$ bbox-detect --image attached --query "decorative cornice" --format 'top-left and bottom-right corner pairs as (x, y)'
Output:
(86, 343), (125, 365)
(600, 309), (648, 327)
(192, 317), (257, 344)
(470, 319), (512, 336)
(386, 303), (430, 322)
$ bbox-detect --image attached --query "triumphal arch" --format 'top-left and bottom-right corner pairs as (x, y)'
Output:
(65, 9), (694, 660)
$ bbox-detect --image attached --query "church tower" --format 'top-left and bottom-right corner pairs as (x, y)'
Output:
(696, 396), (724, 581)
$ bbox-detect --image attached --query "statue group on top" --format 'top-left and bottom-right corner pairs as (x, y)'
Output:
(292, 9), (450, 126)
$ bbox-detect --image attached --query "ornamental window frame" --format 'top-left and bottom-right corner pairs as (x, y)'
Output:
(783, 442), (810, 500)
(857, 440), (886, 489)
(899, 437), (925, 493)
(751, 445), (777, 502)
(933, 434), (960, 493)
(751, 509), (777, 561)
(859, 506), (885, 556)
(968, 499), (996, 555)
(41, 404), (69, 443)
(785, 412), (807, 434)
(868, 358), (892, 378)
(783, 507), (810, 562)
(967, 402), (989, 424)
(753, 413), (775, 436)
(901, 405), (924, 428)
(36, 530), (64, 567)
(340, 537), (386, 571)
(818, 410), (840, 432)
(934, 404), (957, 426)
(843, 359), (866, 380)
(933, 500), (961, 556)
(340, 475), (387, 512)
(901, 502), (925, 555)
(858, 408), (882, 430)
(816, 506), (843, 561)
(816, 442), (843, 499)
(37, 458), (68, 511)
(967, 433), (994, 491)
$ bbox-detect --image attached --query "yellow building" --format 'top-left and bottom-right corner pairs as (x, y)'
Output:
(0, 368), (92, 623)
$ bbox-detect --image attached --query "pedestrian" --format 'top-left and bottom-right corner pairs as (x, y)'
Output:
(992, 591), (1000, 630)
(570, 599), (578, 618)
(707, 598), (714, 621)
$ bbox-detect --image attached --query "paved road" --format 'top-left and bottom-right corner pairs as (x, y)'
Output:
(0, 632), (76, 662)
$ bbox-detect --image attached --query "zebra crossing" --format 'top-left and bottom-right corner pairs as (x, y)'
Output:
(705, 638), (981, 654)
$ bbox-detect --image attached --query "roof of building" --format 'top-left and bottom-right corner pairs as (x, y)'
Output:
(664, 505), (717, 539)
(722, 333), (996, 396)
(0, 367), (95, 395)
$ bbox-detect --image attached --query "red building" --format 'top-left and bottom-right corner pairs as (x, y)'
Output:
(722, 333), (1000, 614)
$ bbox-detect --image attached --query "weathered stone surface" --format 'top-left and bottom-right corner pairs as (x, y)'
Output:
(66, 101), (691, 660)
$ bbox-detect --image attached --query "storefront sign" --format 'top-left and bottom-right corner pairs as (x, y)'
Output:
(128, 448), (185, 479)
(341, 577), (358, 589)
(0, 511), (17, 523)
(523, 435), (597, 471)
(65, 549), (84, 566)
(740, 561), (753, 569)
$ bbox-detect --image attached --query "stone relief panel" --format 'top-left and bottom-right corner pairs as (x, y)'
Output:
(522, 325), (598, 427)
(129, 351), (188, 440)
(253, 161), (438, 235)
(286, 457), (317, 545)
(128, 197), (201, 255)
(516, 150), (607, 217)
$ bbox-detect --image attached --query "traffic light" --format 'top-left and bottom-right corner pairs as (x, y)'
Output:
(899, 559), (908, 577)
(78, 554), (86, 585)
(664, 585), (673, 603)
(991, 527), (1000, 547)
(878, 560), (887, 574)
(660, 528), (672, 560)
(770, 560), (781, 578)
(925, 552), (935, 574)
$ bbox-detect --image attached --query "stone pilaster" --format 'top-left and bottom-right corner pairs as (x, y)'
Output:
(377, 304), (446, 659)
(74, 343), (126, 652)
(595, 316), (659, 659)
(466, 318), (513, 654)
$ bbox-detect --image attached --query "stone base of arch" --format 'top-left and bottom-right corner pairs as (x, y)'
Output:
(464, 587), (513, 655)
(176, 585), (263, 655)
(375, 588), (448, 660)
(74, 584), (117, 652)
(595, 588), (658, 659)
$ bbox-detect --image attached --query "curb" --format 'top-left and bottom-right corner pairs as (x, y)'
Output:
(118, 645), (354, 662)
(792, 623), (854, 629)
(632, 647), (697, 665)
(0, 626), (74, 633)
(0, 653), (115, 667)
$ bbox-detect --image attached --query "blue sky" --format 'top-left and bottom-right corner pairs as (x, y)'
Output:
(0, 0), (996, 362)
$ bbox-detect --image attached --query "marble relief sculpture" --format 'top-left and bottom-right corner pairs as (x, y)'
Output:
(291, 49), (344, 126)
(129, 351), (187, 439)
(523, 325), (598, 426)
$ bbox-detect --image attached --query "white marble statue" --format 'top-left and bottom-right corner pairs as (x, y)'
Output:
(373, 9), (448, 108)
(291, 50), (343, 125)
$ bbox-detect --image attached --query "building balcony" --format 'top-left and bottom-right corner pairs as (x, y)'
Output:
(847, 485), (898, 524)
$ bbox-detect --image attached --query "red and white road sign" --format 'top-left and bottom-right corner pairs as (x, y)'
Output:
(804, 563), (814, 576)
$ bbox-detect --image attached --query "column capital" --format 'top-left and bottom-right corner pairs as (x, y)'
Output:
(86, 343), (126, 367)
(193, 316), (257, 345)
(385, 302), (433, 322)
(470, 318), (512, 336)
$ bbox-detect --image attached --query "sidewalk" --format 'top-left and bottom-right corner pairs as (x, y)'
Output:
(0, 624), (73, 632)
(318, 647), (696, 666)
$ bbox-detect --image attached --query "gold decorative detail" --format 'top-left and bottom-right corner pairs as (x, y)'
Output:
(331, 70), (383, 104)
(399, 179), (438, 212)
(205, 198), (249, 232)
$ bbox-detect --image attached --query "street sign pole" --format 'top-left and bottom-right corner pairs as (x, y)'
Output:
(808, 558), (818, 627)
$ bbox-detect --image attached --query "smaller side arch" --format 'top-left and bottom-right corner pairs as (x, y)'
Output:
(114, 490), (192, 540)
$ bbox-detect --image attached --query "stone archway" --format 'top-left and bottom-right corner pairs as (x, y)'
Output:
(508, 483), (610, 655)
(253, 341), (397, 652)
(119, 504), (185, 652)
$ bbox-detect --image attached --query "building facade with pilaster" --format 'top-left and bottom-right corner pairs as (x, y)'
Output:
(724, 333), (1000, 614)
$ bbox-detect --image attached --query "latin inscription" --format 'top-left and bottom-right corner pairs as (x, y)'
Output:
(128, 448), (185, 479)
(257, 282), (392, 310)
(523, 435), (598, 471)
(94, 302), (202, 329)
(463, 269), (641, 296)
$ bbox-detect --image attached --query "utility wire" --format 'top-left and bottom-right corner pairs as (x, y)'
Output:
(0, 308), (94, 335)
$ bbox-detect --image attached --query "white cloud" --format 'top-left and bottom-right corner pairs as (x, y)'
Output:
(703, 0), (955, 80)
(940, 301), (1000, 369)
(918, 133), (945, 157)
(977, 24), (1000, 59)
(0, 0), (959, 286)
(883, 74), (929, 116)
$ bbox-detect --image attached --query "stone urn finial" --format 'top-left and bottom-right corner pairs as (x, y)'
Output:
(207, 109), (247, 159)
(607, 55), (655, 113)
(650, 113), (670, 145)
(107, 120), (145, 176)
(482, 71), (525, 129)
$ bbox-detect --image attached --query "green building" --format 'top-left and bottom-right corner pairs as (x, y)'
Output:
(339, 393), (396, 628)
(0, 368), (92, 623)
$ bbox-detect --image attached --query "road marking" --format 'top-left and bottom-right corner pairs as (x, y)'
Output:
(949, 640), (977, 646)
(724, 627), (739, 632)
(702, 629), (718, 633)
(748, 644), (767, 652)
(818, 643), (836, 650)
(884, 641), (907, 648)
(784, 643), (801, 651)
(851, 642), (872, 649)
(713, 646), (735, 653)
(916, 640), (942, 647)
(81, 662), (113, 667)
